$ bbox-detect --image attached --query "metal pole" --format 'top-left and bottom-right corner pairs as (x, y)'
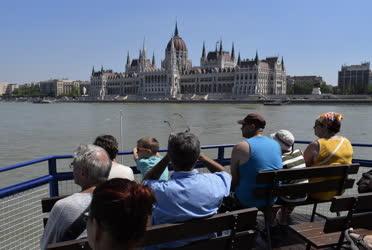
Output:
(120, 110), (124, 164)
(48, 158), (59, 197)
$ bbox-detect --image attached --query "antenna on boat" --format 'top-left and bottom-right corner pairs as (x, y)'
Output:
(173, 113), (190, 133)
(163, 120), (174, 133)
(163, 113), (190, 138)
(120, 110), (124, 164)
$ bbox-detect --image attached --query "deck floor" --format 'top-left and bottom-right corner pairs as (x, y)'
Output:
(255, 212), (334, 250)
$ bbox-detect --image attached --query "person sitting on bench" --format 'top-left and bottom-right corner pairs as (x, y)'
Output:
(230, 113), (282, 208)
(143, 132), (231, 248)
(270, 129), (307, 225)
(40, 144), (112, 249)
(304, 112), (353, 200)
(94, 134), (134, 181)
(86, 178), (155, 250)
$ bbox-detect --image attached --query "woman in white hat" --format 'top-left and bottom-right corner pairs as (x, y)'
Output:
(271, 129), (307, 225)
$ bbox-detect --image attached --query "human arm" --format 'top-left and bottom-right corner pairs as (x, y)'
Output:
(303, 141), (319, 167)
(198, 153), (225, 173)
(230, 141), (250, 190)
(40, 201), (67, 249)
(143, 154), (170, 180)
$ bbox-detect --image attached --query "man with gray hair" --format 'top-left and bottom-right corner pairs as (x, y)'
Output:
(143, 132), (231, 247)
(40, 144), (111, 249)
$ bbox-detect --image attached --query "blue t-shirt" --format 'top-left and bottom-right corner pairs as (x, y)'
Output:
(143, 170), (231, 248)
(235, 136), (282, 208)
(136, 155), (169, 181)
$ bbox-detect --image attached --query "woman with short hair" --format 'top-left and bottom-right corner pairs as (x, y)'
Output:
(86, 178), (155, 250)
(304, 112), (353, 200)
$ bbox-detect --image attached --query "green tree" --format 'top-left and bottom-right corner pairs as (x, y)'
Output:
(320, 83), (333, 94)
(66, 86), (80, 97)
(71, 86), (80, 97)
(13, 85), (41, 97)
(293, 82), (313, 94)
(286, 83), (294, 94)
(368, 85), (372, 95)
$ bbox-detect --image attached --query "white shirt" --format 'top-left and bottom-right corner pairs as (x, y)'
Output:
(108, 161), (135, 181)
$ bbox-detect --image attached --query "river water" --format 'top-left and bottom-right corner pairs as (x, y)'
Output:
(0, 102), (371, 186)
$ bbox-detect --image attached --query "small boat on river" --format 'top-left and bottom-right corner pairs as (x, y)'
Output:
(32, 98), (55, 104)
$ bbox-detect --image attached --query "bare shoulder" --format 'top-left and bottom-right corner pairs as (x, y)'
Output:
(232, 140), (250, 165)
(304, 140), (320, 167)
(233, 140), (249, 153)
(307, 140), (319, 150)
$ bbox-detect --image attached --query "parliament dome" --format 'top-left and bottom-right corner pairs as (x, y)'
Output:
(166, 23), (187, 52)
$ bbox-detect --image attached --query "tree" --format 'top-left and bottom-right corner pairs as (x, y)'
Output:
(12, 85), (42, 97)
(286, 83), (294, 94)
(368, 85), (372, 95)
(293, 82), (313, 94)
(70, 86), (80, 97)
(320, 83), (333, 94)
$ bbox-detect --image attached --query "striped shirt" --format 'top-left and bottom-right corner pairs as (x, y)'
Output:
(280, 149), (308, 203)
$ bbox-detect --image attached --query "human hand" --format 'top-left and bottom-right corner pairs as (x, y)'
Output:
(133, 147), (138, 154)
(198, 153), (207, 161)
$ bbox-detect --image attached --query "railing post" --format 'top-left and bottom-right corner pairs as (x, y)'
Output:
(217, 146), (224, 163)
(48, 158), (59, 197)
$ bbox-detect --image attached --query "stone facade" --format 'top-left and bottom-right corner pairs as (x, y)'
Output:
(0, 82), (18, 96)
(90, 24), (287, 99)
(338, 62), (371, 94)
(39, 79), (80, 97)
(287, 75), (325, 87)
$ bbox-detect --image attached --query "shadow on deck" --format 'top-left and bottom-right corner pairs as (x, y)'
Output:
(255, 212), (331, 250)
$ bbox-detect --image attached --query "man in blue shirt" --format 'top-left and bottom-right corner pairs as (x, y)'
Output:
(230, 113), (282, 208)
(143, 132), (231, 247)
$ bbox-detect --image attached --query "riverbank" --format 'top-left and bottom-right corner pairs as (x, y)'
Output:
(73, 98), (372, 104)
(2, 94), (372, 104)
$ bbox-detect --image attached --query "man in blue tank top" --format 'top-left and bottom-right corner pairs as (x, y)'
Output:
(230, 113), (282, 208)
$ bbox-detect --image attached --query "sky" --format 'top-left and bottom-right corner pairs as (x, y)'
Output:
(0, 0), (371, 85)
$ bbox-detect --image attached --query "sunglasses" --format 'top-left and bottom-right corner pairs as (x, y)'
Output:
(313, 122), (324, 129)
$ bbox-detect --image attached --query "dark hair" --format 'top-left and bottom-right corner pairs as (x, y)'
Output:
(137, 137), (160, 154)
(93, 135), (119, 160)
(168, 132), (200, 171)
(327, 120), (341, 133)
(90, 178), (155, 248)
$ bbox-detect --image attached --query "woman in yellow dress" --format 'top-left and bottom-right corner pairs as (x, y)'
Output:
(304, 112), (353, 200)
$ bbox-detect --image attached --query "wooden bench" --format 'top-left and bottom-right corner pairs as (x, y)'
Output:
(290, 192), (372, 249)
(47, 207), (258, 250)
(255, 163), (360, 249)
(41, 195), (68, 227)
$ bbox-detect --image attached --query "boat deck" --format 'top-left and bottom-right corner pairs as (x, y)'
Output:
(255, 211), (330, 250)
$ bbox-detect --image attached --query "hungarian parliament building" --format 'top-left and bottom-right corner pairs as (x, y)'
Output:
(90, 24), (287, 99)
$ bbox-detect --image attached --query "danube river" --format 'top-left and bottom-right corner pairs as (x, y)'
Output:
(0, 102), (371, 186)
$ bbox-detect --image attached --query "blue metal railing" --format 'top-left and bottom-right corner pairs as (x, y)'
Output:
(1, 141), (372, 199)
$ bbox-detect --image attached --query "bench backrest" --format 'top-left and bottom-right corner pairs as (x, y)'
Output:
(324, 192), (372, 233)
(41, 195), (68, 227)
(47, 208), (258, 250)
(255, 163), (359, 201)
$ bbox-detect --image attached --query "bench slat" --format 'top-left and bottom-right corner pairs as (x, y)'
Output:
(290, 224), (372, 248)
(255, 178), (354, 198)
(176, 230), (256, 250)
(42, 195), (68, 213)
(47, 238), (88, 250)
(142, 208), (257, 245)
(256, 164), (359, 183)
(47, 208), (258, 250)
(324, 212), (372, 233)
(330, 192), (372, 212)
